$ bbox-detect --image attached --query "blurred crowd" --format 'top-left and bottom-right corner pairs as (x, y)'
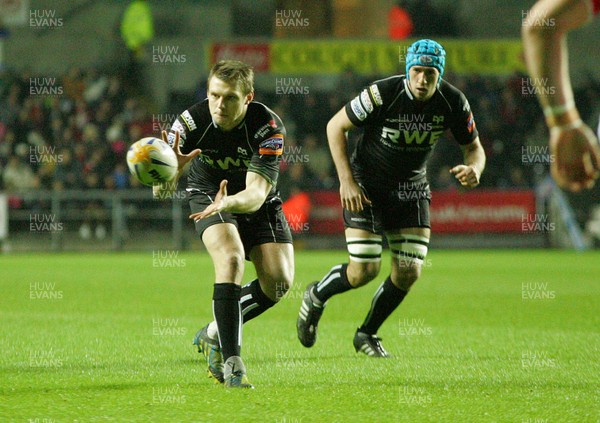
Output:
(0, 67), (147, 194)
(1, 66), (600, 202)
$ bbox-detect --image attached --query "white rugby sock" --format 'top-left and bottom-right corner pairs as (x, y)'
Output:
(207, 321), (219, 340)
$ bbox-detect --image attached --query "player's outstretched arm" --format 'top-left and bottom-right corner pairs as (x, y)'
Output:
(327, 108), (371, 212)
(189, 172), (272, 221)
(522, 0), (600, 191)
(450, 137), (486, 188)
(522, 0), (591, 113)
(153, 130), (201, 200)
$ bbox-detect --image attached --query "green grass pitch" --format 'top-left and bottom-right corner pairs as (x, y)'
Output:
(1, 250), (599, 422)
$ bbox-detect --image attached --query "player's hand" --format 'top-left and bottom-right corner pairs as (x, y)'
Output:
(189, 180), (228, 221)
(549, 123), (600, 192)
(340, 178), (371, 212)
(450, 165), (480, 188)
(161, 130), (201, 172)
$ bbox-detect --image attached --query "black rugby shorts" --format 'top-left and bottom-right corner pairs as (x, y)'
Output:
(188, 190), (293, 257)
(343, 182), (431, 233)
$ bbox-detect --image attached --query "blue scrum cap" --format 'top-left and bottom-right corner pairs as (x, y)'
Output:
(405, 39), (446, 84)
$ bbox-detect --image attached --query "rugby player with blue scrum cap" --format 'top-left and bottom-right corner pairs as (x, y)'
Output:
(297, 39), (486, 357)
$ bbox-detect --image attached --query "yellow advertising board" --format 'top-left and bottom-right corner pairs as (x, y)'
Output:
(270, 39), (525, 75)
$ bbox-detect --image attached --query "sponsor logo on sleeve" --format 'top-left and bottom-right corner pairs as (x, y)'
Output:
(350, 97), (368, 121)
(167, 132), (176, 147)
(259, 134), (284, 155)
(369, 84), (383, 106)
(180, 110), (197, 131)
(360, 90), (374, 113)
(255, 118), (280, 139)
(171, 119), (184, 134)
(255, 123), (273, 139)
(167, 119), (186, 147)
(467, 112), (476, 133)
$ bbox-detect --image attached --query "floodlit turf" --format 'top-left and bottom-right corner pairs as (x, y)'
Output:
(1, 250), (599, 422)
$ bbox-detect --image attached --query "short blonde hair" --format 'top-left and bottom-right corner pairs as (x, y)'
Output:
(208, 60), (254, 95)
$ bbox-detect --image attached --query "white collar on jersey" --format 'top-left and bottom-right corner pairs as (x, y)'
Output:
(403, 78), (414, 100)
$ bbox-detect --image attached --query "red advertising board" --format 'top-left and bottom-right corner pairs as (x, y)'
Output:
(308, 191), (343, 234)
(430, 190), (536, 233)
(211, 43), (270, 72)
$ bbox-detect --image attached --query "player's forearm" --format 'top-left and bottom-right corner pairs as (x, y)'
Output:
(463, 144), (486, 177)
(522, 16), (576, 118)
(327, 125), (354, 183)
(522, 0), (591, 126)
(222, 188), (266, 214)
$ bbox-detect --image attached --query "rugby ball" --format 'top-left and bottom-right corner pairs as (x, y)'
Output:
(126, 137), (178, 186)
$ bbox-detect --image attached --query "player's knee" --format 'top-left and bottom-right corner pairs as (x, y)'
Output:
(222, 251), (245, 275)
(392, 264), (421, 291)
(348, 262), (380, 287)
(275, 272), (294, 301)
(260, 268), (293, 302)
(388, 234), (429, 290)
(346, 236), (382, 287)
(274, 278), (292, 302)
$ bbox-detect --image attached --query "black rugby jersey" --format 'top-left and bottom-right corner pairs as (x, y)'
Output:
(345, 75), (478, 189)
(167, 100), (285, 197)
